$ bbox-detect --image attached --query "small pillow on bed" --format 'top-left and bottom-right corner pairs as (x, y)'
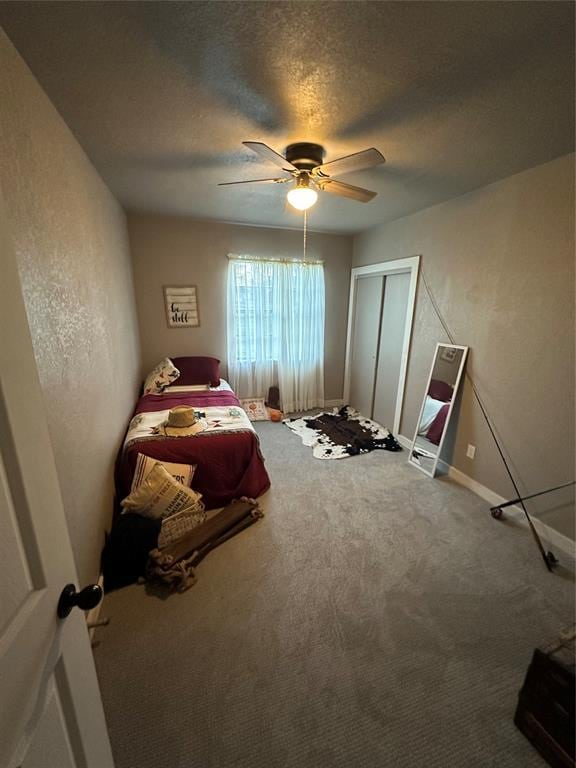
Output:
(131, 453), (196, 491)
(171, 356), (220, 388)
(143, 358), (180, 395)
(121, 463), (204, 521)
(428, 378), (453, 403)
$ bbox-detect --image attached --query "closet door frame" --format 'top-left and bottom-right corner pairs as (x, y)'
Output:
(344, 255), (420, 434)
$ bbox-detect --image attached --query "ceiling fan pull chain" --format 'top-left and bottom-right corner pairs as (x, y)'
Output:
(303, 209), (307, 261)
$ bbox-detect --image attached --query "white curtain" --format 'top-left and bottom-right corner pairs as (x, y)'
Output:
(227, 258), (325, 412)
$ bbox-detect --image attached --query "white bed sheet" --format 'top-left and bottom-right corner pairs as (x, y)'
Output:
(162, 378), (233, 394)
(417, 395), (446, 435)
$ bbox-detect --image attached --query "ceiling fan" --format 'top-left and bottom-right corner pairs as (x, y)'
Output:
(218, 142), (385, 210)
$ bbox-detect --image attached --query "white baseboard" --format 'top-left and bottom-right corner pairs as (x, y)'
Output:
(397, 433), (412, 450)
(282, 399), (343, 416)
(399, 435), (575, 566)
(445, 464), (575, 566)
(86, 572), (105, 639)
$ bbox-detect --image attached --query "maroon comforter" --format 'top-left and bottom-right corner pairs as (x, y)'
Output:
(425, 402), (450, 445)
(115, 389), (270, 510)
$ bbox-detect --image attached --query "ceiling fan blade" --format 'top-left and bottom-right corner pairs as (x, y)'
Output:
(316, 178), (377, 203)
(314, 148), (385, 178)
(243, 141), (298, 172)
(218, 177), (292, 186)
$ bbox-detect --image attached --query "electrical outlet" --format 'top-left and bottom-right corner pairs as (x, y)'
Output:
(466, 444), (476, 460)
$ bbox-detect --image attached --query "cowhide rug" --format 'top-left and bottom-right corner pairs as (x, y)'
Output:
(283, 406), (402, 460)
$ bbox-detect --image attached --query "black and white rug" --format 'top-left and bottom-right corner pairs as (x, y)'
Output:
(283, 406), (402, 460)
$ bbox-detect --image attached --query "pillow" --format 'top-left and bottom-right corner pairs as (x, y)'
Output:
(428, 378), (453, 403)
(121, 463), (203, 520)
(158, 507), (205, 549)
(131, 453), (196, 491)
(171, 356), (220, 387)
(143, 358), (180, 395)
(426, 403), (450, 446)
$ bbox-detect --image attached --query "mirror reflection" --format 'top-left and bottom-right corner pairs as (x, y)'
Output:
(409, 344), (468, 477)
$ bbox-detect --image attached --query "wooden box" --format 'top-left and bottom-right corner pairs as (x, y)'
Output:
(514, 628), (575, 768)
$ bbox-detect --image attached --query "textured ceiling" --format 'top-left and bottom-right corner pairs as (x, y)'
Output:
(0, 1), (574, 233)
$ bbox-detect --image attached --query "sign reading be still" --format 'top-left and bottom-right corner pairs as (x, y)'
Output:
(163, 286), (200, 328)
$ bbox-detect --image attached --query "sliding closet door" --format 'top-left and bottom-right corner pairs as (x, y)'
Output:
(349, 275), (383, 416)
(373, 272), (411, 429)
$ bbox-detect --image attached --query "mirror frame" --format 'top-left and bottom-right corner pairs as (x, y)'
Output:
(408, 342), (469, 478)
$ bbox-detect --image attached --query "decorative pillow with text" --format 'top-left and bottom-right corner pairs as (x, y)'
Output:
(121, 463), (204, 521)
(131, 453), (196, 491)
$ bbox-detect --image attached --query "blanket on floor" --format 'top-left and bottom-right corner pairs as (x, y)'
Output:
(283, 406), (402, 459)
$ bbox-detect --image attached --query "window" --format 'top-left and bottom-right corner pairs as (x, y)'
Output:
(227, 257), (325, 412)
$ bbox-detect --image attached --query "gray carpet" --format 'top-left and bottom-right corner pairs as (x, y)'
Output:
(94, 420), (575, 768)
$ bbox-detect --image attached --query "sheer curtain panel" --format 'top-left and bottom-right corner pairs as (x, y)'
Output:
(227, 258), (325, 412)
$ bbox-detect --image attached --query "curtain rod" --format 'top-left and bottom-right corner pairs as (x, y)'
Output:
(227, 253), (324, 265)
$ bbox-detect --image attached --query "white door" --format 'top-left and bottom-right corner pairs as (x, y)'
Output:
(0, 194), (114, 767)
(349, 276), (383, 417)
(345, 257), (420, 435)
(373, 272), (411, 429)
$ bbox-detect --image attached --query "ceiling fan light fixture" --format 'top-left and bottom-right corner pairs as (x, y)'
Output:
(287, 174), (318, 211)
(287, 186), (318, 211)
(222, 142), (384, 207)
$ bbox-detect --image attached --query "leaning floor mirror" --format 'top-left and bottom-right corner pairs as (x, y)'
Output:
(408, 343), (468, 477)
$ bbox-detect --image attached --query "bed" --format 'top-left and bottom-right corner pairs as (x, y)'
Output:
(115, 359), (270, 510)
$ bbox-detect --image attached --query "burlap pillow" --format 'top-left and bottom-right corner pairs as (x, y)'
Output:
(121, 463), (204, 520)
(131, 453), (196, 491)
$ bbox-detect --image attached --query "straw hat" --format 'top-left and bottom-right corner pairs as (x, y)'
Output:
(161, 406), (206, 437)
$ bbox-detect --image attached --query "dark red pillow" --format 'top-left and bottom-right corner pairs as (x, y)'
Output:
(171, 357), (221, 387)
(426, 403), (450, 445)
(428, 378), (453, 402)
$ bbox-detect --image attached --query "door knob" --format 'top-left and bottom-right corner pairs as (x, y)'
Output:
(57, 583), (103, 619)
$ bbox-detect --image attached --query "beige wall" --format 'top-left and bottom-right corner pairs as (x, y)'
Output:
(354, 154), (575, 540)
(0, 31), (141, 584)
(128, 215), (353, 402)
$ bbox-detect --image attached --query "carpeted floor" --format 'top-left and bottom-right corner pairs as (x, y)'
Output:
(94, 420), (575, 768)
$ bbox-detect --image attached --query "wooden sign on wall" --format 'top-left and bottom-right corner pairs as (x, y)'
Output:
(164, 285), (200, 328)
